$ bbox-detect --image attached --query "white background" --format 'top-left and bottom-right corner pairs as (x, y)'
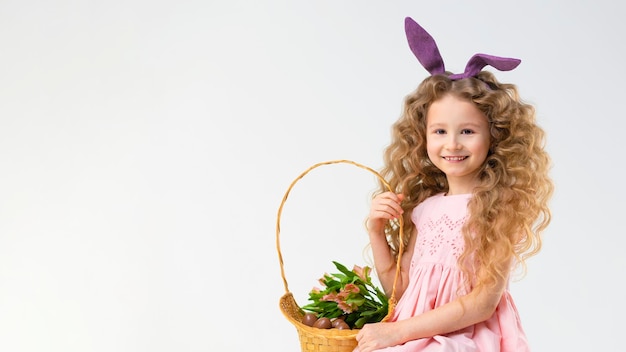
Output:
(1, 1), (623, 351)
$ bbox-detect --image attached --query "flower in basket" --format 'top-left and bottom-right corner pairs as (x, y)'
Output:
(301, 261), (388, 329)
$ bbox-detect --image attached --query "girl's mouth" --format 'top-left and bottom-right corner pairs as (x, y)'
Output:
(443, 156), (468, 161)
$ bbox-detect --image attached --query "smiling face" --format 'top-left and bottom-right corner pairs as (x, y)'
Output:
(426, 94), (491, 195)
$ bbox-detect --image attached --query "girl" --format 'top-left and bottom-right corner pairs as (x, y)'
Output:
(355, 18), (553, 352)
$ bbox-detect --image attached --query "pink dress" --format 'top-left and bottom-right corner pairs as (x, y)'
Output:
(376, 193), (530, 352)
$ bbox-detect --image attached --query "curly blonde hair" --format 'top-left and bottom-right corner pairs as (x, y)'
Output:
(378, 71), (553, 291)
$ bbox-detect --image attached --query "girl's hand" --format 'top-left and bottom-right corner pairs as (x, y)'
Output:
(354, 322), (402, 352)
(367, 192), (404, 236)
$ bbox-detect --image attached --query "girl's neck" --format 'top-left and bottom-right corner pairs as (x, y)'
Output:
(445, 185), (476, 195)
(446, 176), (479, 195)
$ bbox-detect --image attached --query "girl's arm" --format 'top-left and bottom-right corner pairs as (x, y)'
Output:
(355, 269), (508, 352)
(366, 192), (414, 298)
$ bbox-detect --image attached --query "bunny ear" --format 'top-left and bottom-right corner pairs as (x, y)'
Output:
(404, 18), (522, 80)
(448, 54), (521, 80)
(405, 17), (445, 76)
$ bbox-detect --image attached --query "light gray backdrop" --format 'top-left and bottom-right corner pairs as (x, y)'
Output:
(1, 1), (622, 351)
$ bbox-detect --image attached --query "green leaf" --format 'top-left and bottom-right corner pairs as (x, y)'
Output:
(332, 261), (352, 275)
(359, 309), (380, 317)
(353, 316), (368, 329)
(346, 297), (365, 307)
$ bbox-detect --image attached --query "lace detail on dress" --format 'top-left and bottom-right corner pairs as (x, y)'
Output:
(415, 214), (468, 260)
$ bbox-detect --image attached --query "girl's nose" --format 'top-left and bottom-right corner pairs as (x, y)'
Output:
(446, 136), (462, 151)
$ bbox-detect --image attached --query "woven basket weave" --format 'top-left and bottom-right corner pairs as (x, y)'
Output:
(276, 159), (405, 352)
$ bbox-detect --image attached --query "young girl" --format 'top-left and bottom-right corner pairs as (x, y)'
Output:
(355, 18), (553, 352)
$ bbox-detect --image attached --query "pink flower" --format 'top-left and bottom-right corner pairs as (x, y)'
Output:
(343, 283), (360, 294)
(321, 292), (338, 302)
(337, 301), (358, 314)
(337, 290), (349, 300)
(336, 284), (360, 300)
(353, 265), (371, 281)
(318, 273), (331, 286)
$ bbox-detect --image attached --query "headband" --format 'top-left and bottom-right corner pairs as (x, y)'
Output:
(405, 17), (521, 80)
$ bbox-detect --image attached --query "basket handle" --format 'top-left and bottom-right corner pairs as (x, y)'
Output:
(275, 159), (405, 307)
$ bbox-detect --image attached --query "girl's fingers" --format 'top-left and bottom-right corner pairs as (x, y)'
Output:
(373, 192), (404, 218)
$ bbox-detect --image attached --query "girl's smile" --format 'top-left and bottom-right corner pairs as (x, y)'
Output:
(443, 156), (468, 161)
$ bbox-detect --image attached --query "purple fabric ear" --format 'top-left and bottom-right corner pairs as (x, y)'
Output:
(404, 17), (521, 80)
(448, 54), (521, 80)
(404, 17), (445, 76)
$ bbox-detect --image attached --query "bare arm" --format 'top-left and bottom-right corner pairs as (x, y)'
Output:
(366, 192), (413, 298)
(355, 271), (508, 352)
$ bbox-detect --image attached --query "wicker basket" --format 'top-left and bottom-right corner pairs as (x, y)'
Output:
(276, 159), (405, 352)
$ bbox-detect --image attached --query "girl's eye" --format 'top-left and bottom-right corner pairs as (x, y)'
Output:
(434, 129), (446, 134)
(461, 129), (474, 135)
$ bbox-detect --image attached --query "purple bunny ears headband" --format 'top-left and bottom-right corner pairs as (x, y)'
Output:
(405, 17), (521, 80)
